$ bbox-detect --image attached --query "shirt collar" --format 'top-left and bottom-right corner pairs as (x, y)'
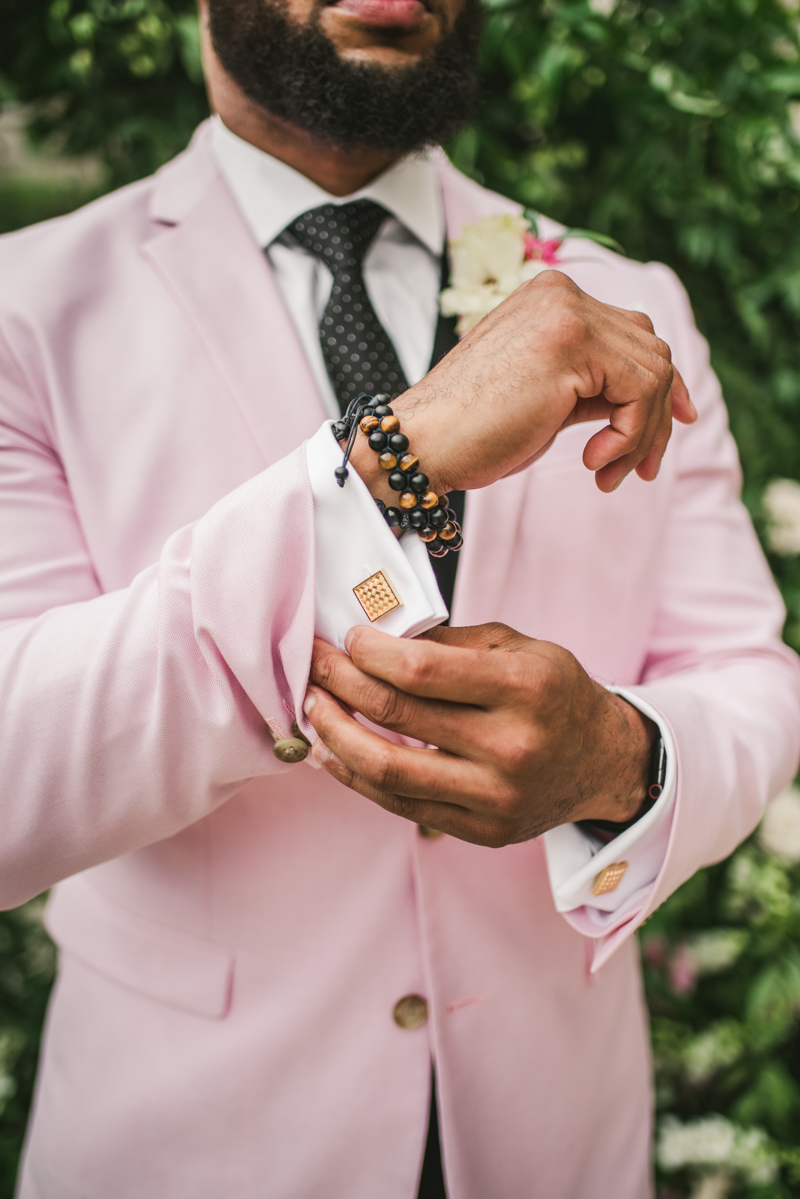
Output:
(210, 114), (444, 256)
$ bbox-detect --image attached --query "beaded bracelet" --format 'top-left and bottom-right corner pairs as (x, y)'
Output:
(332, 393), (463, 559)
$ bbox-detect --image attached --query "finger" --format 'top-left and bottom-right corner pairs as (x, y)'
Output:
(311, 637), (486, 753)
(635, 387), (673, 482)
(669, 367), (697, 424)
(303, 683), (496, 809)
(345, 625), (525, 707)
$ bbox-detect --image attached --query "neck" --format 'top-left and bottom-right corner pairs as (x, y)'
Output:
(202, 26), (402, 195)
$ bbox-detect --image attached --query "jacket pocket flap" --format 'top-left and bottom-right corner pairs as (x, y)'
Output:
(45, 879), (234, 1019)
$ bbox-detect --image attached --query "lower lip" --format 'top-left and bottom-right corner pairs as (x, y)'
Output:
(331, 0), (428, 26)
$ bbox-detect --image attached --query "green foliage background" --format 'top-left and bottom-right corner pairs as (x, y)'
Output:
(3, 0), (800, 1194)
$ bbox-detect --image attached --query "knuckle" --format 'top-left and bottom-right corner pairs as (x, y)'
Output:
(653, 335), (672, 362)
(630, 310), (655, 334)
(369, 746), (400, 793)
(389, 793), (418, 822)
(365, 680), (406, 728)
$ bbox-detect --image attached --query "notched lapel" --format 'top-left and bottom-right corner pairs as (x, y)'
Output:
(142, 129), (327, 468)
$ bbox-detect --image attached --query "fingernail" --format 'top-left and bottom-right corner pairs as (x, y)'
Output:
(303, 690), (316, 716)
(312, 740), (333, 765)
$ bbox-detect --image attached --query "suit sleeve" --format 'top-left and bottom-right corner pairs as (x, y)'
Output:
(0, 317), (326, 908)
(557, 265), (800, 970)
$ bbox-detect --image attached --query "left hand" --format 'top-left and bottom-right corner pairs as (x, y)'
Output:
(304, 623), (657, 846)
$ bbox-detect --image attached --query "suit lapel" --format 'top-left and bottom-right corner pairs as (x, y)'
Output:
(142, 126), (327, 468)
(435, 154), (532, 625)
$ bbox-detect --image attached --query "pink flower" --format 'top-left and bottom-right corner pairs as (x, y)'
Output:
(523, 233), (563, 265)
(669, 945), (697, 995)
(643, 934), (666, 968)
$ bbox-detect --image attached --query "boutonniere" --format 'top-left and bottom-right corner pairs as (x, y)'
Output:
(439, 209), (622, 337)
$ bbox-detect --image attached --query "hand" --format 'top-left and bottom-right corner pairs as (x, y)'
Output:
(350, 269), (697, 505)
(303, 623), (657, 846)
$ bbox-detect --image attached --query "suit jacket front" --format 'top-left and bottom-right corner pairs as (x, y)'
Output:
(0, 122), (797, 1199)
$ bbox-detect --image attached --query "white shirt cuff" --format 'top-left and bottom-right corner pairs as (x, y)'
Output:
(307, 422), (448, 650)
(542, 688), (676, 930)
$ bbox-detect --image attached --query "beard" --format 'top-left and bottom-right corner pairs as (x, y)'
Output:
(206, 0), (483, 154)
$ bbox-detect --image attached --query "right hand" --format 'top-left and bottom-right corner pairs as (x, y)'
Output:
(351, 269), (696, 499)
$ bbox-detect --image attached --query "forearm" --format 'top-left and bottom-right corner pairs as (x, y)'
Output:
(0, 449), (315, 907)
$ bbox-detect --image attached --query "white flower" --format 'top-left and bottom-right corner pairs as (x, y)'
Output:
(440, 214), (551, 336)
(758, 784), (800, 862)
(689, 1173), (732, 1199)
(763, 478), (800, 554)
(657, 1115), (778, 1185)
(682, 1021), (742, 1084)
(685, 929), (748, 976)
(588, 0), (618, 13)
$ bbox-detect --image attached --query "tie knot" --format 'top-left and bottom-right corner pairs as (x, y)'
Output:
(282, 199), (390, 270)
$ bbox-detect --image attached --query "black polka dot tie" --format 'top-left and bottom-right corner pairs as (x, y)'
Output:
(281, 199), (410, 414)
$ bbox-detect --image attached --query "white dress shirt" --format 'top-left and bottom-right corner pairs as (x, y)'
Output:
(211, 115), (676, 930)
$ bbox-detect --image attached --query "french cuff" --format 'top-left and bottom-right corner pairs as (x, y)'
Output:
(307, 422), (448, 651)
(542, 687), (677, 931)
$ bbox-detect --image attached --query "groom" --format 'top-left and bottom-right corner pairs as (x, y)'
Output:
(1, 0), (798, 1196)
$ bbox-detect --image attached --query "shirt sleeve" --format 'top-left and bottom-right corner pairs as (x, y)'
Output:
(541, 688), (677, 933)
(307, 421), (448, 650)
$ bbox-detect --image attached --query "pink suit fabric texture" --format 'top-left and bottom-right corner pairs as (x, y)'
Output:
(0, 122), (797, 1198)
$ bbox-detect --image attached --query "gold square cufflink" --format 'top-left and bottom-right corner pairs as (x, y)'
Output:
(353, 571), (401, 622)
(592, 861), (628, 896)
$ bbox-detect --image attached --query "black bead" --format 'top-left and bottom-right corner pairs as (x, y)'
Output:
(368, 430), (388, 452)
(332, 421), (349, 441)
(408, 508), (427, 529)
(428, 539), (448, 557)
(388, 433), (409, 453)
(371, 393), (391, 407)
(374, 498), (387, 513)
(384, 507), (402, 527)
(372, 404), (393, 418)
(334, 466), (349, 488)
(409, 473), (429, 495)
(429, 506), (447, 528)
(388, 470), (408, 492)
(448, 532), (463, 551)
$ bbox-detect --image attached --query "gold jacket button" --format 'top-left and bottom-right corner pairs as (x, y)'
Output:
(393, 994), (428, 1030)
(273, 737), (309, 764)
(417, 825), (444, 840)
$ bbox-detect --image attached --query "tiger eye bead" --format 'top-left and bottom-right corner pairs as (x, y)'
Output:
(439, 522), (457, 540)
(368, 430), (388, 452)
(409, 473), (429, 495)
(420, 491), (438, 510)
(399, 491), (418, 509)
(398, 453), (419, 474)
(408, 508), (427, 529)
(380, 415), (400, 434)
(388, 433), (409, 454)
(360, 414), (380, 434)
(429, 507), (447, 529)
(388, 470), (408, 492)
(418, 526), (437, 543)
(379, 452), (398, 470)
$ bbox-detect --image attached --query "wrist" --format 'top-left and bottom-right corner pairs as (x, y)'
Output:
(574, 691), (658, 825)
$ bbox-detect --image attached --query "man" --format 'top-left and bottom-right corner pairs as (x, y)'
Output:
(0, 0), (797, 1194)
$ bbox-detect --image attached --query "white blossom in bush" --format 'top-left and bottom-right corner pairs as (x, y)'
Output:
(689, 1173), (732, 1199)
(657, 1115), (778, 1185)
(686, 929), (748, 976)
(682, 1021), (743, 1084)
(758, 784), (800, 863)
(725, 848), (792, 922)
(763, 478), (800, 555)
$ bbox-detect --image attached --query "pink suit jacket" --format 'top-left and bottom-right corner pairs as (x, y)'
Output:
(0, 122), (798, 1199)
